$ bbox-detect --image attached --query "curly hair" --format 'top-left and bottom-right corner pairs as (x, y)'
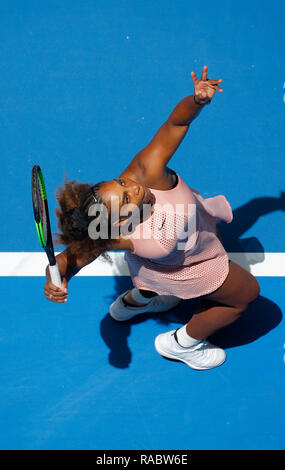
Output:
(54, 180), (112, 262)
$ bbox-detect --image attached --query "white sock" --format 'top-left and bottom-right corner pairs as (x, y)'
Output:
(175, 325), (201, 347)
(129, 288), (153, 305)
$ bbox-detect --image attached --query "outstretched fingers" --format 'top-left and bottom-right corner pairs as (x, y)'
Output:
(190, 71), (199, 86)
(201, 65), (208, 81)
(207, 78), (223, 92)
(191, 67), (223, 93)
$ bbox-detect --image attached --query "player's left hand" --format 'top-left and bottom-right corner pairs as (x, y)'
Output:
(191, 65), (223, 104)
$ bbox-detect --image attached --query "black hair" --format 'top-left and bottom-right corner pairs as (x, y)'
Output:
(55, 180), (113, 261)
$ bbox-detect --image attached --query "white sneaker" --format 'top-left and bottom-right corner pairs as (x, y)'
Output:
(109, 291), (181, 322)
(154, 329), (226, 370)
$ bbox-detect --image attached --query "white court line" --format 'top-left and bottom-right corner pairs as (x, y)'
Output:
(0, 252), (284, 277)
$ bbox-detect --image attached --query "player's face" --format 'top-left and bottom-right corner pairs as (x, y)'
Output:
(99, 177), (155, 216)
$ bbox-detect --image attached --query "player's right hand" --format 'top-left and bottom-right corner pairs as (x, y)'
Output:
(44, 276), (69, 303)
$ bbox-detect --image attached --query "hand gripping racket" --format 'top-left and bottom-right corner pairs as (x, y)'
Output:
(31, 165), (62, 288)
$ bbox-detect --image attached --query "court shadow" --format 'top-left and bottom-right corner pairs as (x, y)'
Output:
(100, 295), (282, 368)
(99, 192), (284, 368)
(217, 191), (285, 271)
(208, 295), (282, 349)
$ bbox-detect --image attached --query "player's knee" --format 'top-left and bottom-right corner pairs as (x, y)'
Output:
(247, 276), (260, 304)
(236, 277), (260, 313)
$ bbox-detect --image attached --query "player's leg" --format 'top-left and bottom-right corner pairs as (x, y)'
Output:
(124, 288), (158, 306)
(155, 261), (260, 370)
(185, 260), (260, 339)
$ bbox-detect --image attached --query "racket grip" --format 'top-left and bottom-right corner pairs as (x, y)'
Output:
(49, 263), (62, 288)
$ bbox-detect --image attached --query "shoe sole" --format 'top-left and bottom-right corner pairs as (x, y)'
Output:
(109, 300), (181, 322)
(154, 336), (226, 371)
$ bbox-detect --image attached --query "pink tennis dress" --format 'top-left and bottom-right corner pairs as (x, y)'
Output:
(124, 174), (233, 299)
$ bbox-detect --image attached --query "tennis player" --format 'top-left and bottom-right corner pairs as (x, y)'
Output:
(44, 66), (260, 370)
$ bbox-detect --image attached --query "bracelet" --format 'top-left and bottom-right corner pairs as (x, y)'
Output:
(193, 95), (211, 106)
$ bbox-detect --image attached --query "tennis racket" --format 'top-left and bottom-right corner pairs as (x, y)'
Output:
(31, 165), (62, 288)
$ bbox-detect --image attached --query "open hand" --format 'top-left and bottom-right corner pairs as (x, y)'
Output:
(191, 65), (223, 104)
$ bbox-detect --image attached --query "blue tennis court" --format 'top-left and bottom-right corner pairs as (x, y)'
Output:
(0, 0), (284, 450)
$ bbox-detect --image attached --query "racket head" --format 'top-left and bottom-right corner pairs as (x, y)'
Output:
(31, 165), (56, 265)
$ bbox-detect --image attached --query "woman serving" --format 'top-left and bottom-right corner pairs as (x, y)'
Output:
(44, 66), (260, 370)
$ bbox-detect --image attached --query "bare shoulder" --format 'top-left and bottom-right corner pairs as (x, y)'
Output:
(120, 157), (175, 190)
(119, 142), (166, 184)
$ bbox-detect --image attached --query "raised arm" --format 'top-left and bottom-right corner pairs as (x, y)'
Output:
(122, 66), (223, 187)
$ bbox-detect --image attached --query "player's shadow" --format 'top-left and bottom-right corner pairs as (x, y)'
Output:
(216, 192), (285, 271)
(100, 193), (284, 368)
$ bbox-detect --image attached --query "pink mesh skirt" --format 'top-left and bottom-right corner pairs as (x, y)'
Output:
(124, 184), (233, 300)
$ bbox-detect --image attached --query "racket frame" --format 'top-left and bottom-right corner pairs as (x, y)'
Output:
(32, 165), (62, 287)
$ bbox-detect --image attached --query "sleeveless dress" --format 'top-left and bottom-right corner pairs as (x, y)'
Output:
(124, 174), (233, 299)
